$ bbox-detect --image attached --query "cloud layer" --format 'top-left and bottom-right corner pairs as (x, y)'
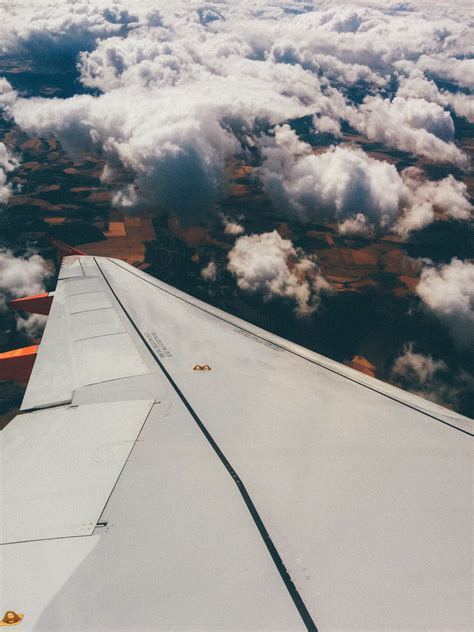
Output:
(1, 0), (472, 223)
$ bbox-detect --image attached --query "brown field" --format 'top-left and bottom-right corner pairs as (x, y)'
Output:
(80, 213), (156, 264)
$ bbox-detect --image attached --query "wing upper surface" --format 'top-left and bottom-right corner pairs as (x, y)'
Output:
(95, 256), (472, 630)
(2, 255), (472, 631)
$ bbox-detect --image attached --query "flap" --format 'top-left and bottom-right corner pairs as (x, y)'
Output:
(1, 399), (154, 544)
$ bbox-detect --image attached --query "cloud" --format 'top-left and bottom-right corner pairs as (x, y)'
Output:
(0, 142), (18, 204)
(2, 1), (472, 222)
(258, 124), (406, 229)
(395, 167), (472, 236)
(9, 42), (321, 220)
(0, 77), (18, 109)
(390, 342), (473, 410)
(346, 96), (468, 167)
(0, 249), (52, 339)
(338, 213), (374, 238)
(416, 54), (474, 91)
(227, 230), (330, 316)
(396, 70), (474, 123)
(392, 343), (448, 385)
(10, 88), (245, 222)
(416, 258), (474, 350)
(221, 215), (245, 236)
(258, 126), (471, 237)
(15, 312), (48, 338)
(0, 1), (139, 59)
(0, 249), (51, 312)
(201, 260), (217, 282)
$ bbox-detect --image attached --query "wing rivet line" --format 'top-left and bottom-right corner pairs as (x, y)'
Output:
(193, 364), (212, 371)
(0, 611), (24, 626)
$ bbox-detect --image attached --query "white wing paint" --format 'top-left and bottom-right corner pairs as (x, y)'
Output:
(1, 255), (472, 631)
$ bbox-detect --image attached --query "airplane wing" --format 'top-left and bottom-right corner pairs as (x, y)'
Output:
(1, 255), (472, 631)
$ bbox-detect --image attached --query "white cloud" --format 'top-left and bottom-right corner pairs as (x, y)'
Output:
(395, 167), (472, 237)
(201, 260), (217, 282)
(222, 215), (245, 236)
(0, 1), (139, 58)
(16, 312), (48, 338)
(417, 54), (474, 91)
(0, 142), (18, 204)
(0, 249), (51, 312)
(392, 343), (448, 386)
(9, 42), (321, 220)
(10, 88), (245, 221)
(258, 124), (407, 229)
(390, 342), (473, 410)
(338, 213), (374, 238)
(1, 1), (472, 223)
(227, 230), (330, 316)
(397, 70), (474, 123)
(258, 126), (471, 237)
(0, 78), (18, 109)
(346, 96), (468, 167)
(416, 258), (474, 350)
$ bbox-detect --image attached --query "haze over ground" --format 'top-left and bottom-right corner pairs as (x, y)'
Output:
(0, 0), (473, 418)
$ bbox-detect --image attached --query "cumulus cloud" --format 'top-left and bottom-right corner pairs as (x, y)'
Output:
(397, 71), (474, 123)
(0, 0), (470, 222)
(9, 44), (322, 220)
(227, 230), (330, 316)
(395, 167), (472, 236)
(0, 77), (18, 109)
(259, 125), (406, 229)
(201, 260), (217, 282)
(0, 249), (52, 339)
(392, 343), (448, 386)
(338, 213), (374, 238)
(258, 126), (471, 237)
(221, 215), (245, 236)
(416, 54), (474, 91)
(0, 1), (139, 59)
(416, 258), (474, 351)
(346, 96), (468, 167)
(15, 312), (48, 338)
(10, 88), (246, 221)
(0, 142), (18, 204)
(0, 249), (51, 312)
(390, 342), (472, 410)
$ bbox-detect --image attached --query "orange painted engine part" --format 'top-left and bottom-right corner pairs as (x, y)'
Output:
(0, 345), (38, 384)
(10, 292), (53, 316)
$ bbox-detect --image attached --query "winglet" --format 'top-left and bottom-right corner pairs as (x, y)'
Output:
(10, 292), (54, 316)
(0, 345), (38, 384)
(50, 237), (85, 263)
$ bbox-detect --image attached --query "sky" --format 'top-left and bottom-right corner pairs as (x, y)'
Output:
(0, 0), (472, 413)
